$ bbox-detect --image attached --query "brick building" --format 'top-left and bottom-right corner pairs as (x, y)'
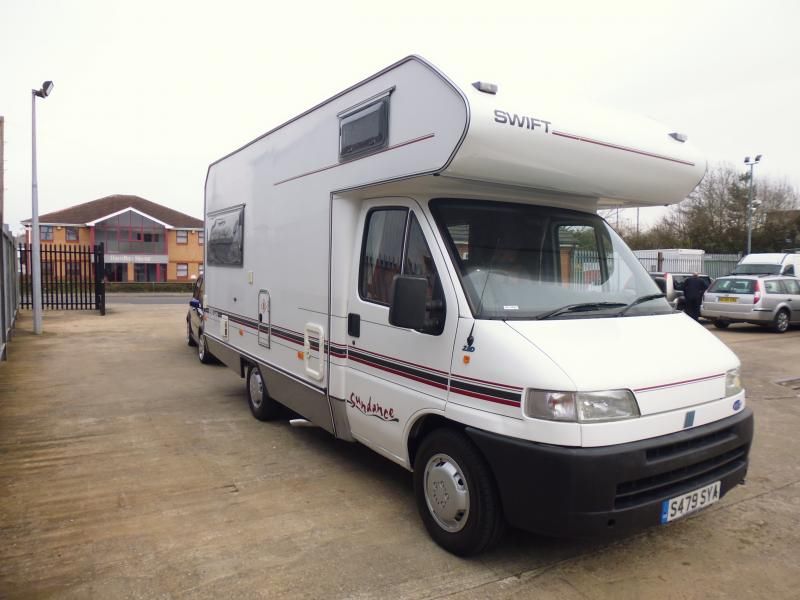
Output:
(24, 195), (204, 282)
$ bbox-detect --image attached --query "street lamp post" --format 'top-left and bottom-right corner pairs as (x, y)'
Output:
(31, 80), (54, 335)
(744, 154), (762, 256)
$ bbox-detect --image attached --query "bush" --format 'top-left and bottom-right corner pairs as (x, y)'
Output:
(105, 282), (194, 293)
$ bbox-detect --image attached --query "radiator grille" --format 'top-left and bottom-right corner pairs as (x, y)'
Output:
(615, 445), (747, 509)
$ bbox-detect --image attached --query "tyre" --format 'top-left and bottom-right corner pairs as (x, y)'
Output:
(246, 365), (281, 421)
(197, 330), (214, 364)
(713, 320), (730, 329)
(413, 429), (504, 556)
(186, 319), (197, 346)
(772, 309), (790, 333)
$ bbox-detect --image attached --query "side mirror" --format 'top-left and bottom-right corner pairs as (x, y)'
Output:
(389, 275), (427, 330)
(189, 298), (201, 309)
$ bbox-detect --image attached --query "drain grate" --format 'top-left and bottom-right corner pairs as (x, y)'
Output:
(776, 378), (800, 391)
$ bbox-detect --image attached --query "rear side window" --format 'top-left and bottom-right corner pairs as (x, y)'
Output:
(783, 279), (800, 294)
(207, 205), (244, 266)
(709, 279), (756, 294)
(764, 280), (783, 294)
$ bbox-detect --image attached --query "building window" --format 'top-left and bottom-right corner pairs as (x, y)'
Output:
(40, 226), (54, 241)
(198, 231), (204, 245)
(176, 230), (188, 244)
(94, 210), (166, 254)
(176, 263), (188, 278)
(66, 227), (79, 242)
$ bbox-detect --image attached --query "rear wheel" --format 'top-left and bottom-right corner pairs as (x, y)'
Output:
(772, 309), (790, 333)
(186, 319), (197, 346)
(713, 319), (730, 329)
(246, 365), (281, 421)
(413, 429), (504, 556)
(197, 330), (214, 364)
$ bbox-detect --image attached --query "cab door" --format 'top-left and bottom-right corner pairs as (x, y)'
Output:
(345, 198), (458, 464)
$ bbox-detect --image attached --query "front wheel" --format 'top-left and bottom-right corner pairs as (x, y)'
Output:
(772, 309), (790, 333)
(413, 429), (504, 556)
(246, 365), (281, 421)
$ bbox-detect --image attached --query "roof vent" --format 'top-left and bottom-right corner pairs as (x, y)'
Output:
(472, 81), (498, 95)
(669, 132), (688, 143)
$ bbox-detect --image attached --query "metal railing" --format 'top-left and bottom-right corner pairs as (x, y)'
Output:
(1, 226), (18, 360)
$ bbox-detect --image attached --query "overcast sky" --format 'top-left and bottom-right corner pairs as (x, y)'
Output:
(2, 0), (799, 234)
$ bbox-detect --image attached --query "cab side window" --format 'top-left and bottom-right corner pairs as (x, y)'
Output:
(359, 208), (445, 335)
(404, 214), (445, 334)
(360, 209), (407, 305)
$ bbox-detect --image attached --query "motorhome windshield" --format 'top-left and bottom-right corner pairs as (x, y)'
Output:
(430, 199), (669, 320)
(732, 264), (781, 275)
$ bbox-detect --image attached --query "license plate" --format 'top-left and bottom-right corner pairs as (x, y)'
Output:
(719, 297), (738, 303)
(660, 481), (721, 524)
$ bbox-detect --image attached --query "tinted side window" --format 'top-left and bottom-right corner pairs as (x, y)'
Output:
(783, 279), (800, 294)
(404, 214), (445, 334)
(193, 277), (204, 301)
(360, 209), (408, 304)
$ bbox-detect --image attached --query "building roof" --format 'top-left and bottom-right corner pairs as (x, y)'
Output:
(25, 195), (203, 229)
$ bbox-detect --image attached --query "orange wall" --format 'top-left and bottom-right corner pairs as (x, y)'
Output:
(167, 229), (203, 262)
(39, 225), (91, 245)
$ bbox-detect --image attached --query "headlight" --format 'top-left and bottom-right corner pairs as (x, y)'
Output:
(725, 368), (742, 397)
(524, 389), (639, 422)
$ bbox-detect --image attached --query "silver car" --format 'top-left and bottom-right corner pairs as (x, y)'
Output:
(702, 275), (800, 333)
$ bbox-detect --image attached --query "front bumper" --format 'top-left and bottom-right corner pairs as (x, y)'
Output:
(466, 408), (753, 537)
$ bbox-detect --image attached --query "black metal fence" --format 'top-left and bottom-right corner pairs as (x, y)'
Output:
(17, 243), (105, 314)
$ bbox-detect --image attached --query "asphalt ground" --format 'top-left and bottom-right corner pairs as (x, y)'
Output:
(1, 305), (799, 599)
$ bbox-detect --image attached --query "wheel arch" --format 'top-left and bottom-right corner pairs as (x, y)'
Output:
(406, 412), (465, 469)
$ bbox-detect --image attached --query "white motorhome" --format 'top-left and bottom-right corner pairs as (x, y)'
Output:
(201, 56), (753, 556)
(733, 252), (800, 276)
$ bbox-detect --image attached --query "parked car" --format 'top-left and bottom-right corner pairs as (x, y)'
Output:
(649, 272), (712, 311)
(701, 275), (800, 332)
(186, 275), (215, 363)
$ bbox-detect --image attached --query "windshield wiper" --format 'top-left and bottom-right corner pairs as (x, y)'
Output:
(616, 293), (666, 317)
(535, 302), (626, 321)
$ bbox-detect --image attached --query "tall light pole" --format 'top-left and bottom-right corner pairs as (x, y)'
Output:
(31, 80), (54, 335)
(744, 154), (762, 256)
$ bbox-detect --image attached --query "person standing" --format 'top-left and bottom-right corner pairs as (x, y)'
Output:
(683, 273), (709, 321)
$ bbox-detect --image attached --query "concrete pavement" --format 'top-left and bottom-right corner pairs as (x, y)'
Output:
(1, 306), (799, 599)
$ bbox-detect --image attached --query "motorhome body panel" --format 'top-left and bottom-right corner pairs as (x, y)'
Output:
(445, 87), (707, 206)
(203, 57), (468, 432)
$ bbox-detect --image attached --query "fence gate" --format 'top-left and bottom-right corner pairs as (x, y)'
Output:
(17, 243), (105, 315)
